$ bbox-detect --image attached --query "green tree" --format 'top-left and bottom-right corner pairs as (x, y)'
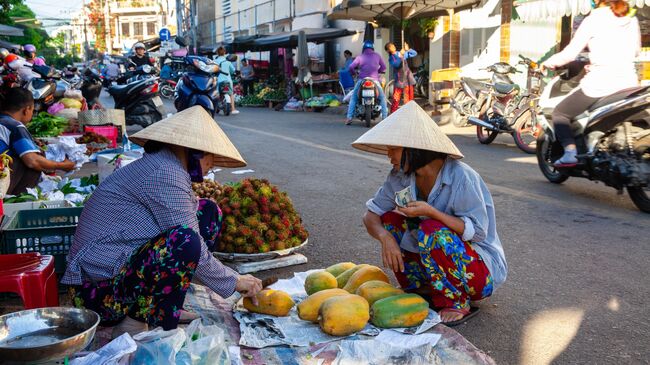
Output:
(0, 0), (22, 24)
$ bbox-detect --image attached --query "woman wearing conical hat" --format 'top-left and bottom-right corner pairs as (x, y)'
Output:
(61, 107), (263, 338)
(354, 101), (507, 325)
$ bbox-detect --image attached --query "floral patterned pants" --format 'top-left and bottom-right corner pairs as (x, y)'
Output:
(70, 199), (223, 330)
(390, 85), (414, 113)
(381, 211), (493, 310)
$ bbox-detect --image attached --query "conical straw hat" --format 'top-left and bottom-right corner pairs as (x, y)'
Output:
(130, 106), (247, 167)
(351, 101), (463, 159)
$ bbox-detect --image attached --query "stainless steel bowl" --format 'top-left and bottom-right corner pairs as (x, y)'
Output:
(0, 307), (100, 363)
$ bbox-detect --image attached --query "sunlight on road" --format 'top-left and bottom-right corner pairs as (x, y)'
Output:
(607, 297), (620, 312)
(506, 156), (538, 165)
(520, 308), (585, 365)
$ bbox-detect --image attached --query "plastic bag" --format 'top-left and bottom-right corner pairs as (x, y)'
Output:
(176, 319), (230, 365)
(64, 89), (84, 100)
(47, 102), (65, 115)
(132, 327), (186, 365)
(70, 333), (137, 365)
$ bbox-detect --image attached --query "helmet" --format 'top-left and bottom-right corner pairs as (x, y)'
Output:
(362, 41), (374, 50)
(164, 58), (172, 65)
(0, 48), (8, 59)
(133, 42), (145, 50)
(24, 44), (36, 53)
(4, 54), (19, 64)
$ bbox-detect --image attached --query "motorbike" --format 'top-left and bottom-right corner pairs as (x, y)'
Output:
(62, 67), (82, 89)
(80, 68), (103, 109)
(414, 62), (429, 99)
(108, 64), (164, 128)
(465, 59), (542, 154)
(449, 74), (491, 128)
(535, 60), (650, 213)
(173, 36), (220, 116)
(215, 81), (232, 116)
(26, 65), (60, 112)
(159, 78), (177, 100)
(353, 77), (382, 128)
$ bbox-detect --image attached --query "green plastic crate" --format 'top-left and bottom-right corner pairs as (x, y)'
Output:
(1, 207), (83, 273)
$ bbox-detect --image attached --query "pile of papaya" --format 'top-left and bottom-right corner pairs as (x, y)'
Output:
(240, 262), (430, 337)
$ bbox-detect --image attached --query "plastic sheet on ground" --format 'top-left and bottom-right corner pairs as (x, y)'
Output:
(334, 339), (434, 365)
(70, 333), (137, 365)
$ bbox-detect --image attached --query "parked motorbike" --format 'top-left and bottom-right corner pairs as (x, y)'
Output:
(449, 75), (490, 128)
(108, 64), (164, 128)
(62, 67), (82, 89)
(160, 78), (177, 100)
(81, 68), (103, 109)
(26, 65), (60, 112)
(216, 81), (232, 116)
(465, 59), (542, 154)
(354, 77), (382, 128)
(535, 60), (650, 212)
(414, 62), (429, 99)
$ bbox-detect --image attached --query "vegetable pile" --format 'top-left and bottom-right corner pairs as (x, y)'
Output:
(0, 152), (12, 179)
(217, 178), (308, 254)
(261, 89), (287, 101)
(28, 112), (69, 137)
(3, 174), (98, 205)
(192, 179), (223, 202)
(77, 132), (111, 155)
(237, 94), (265, 106)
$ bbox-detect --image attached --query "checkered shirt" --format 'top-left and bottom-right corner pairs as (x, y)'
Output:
(61, 148), (239, 298)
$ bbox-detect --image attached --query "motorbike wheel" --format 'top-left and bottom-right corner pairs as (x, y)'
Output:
(364, 105), (372, 128)
(384, 80), (395, 108)
(451, 91), (471, 127)
(224, 102), (231, 116)
(629, 133), (650, 213)
(160, 84), (174, 100)
(513, 109), (538, 154)
(418, 77), (429, 99)
(476, 124), (498, 144)
(536, 129), (570, 184)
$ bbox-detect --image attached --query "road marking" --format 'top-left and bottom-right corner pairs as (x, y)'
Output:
(221, 122), (647, 221)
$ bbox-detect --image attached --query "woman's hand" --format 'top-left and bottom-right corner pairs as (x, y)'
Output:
(397, 201), (435, 218)
(379, 232), (404, 273)
(236, 274), (263, 305)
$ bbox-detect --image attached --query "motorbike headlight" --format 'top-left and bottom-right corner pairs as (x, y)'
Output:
(193, 59), (219, 74)
(142, 65), (152, 74)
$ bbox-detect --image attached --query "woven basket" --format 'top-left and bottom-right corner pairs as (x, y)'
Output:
(78, 109), (125, 128)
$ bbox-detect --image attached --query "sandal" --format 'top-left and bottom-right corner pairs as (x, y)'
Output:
(438, 306), (480, 327)
(178, 309), (201, 324)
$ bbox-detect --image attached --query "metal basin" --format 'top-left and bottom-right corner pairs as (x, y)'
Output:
(0, 307), (100, 363)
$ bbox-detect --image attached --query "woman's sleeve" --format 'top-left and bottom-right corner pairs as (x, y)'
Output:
(452, 178), (489, 243)
(139, 168), (239, 297)
(389, 54), (402, 69)
(366, 174), (397, 216)
(544, 16), (593, 68)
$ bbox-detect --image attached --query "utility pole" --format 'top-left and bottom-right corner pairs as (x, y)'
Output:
(83, 0), (90, 61)
(104, 0), (112, 54)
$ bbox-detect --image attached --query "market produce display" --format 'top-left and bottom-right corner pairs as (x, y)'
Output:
(257, 87), (286, 101)
(336, 264), (370, 288)
(3, 174), (98, 205)
(296, 288), (348, 322)
(0, 152), (13, 179)
(369, 294), (429, 329)
(342, 265), (390, 293)
(191, 179), (223, 202)
(77, 132), (111, 155)
(237, 94), (265, 106)
(318, 294), (370, 336)
(217, 178), (309, 254)
(304, 271), (338, 295)
(324, 262), (356, 277)
(243, 289), (295, 317)
(28, 112), (69, 137)
(356, 281), (405, 306)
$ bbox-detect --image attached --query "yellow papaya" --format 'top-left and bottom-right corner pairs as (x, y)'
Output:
(243, 289), (295, 317)
(325, 262), (356, 277)
(336, 264), (369, 288)
(343, 265), (390, 293)
(370, 294), (429, 328)
(319, 294), (370, 336)
(297, 288), (349, 322)
(356, 280), (405, 306)
(304, 271), (338, 295)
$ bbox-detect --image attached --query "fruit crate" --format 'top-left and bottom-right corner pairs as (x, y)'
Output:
(1, 207), (83, 274)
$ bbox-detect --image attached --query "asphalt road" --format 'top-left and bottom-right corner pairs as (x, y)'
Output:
(107, 95), (650, 364)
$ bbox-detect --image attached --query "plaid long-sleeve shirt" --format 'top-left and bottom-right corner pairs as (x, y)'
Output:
(61, 148), (239, 298)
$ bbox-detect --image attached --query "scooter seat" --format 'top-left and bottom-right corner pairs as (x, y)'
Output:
(462, 77), (490, 93)
(494, 83), (517, 95)
(588, 86), (649, 111)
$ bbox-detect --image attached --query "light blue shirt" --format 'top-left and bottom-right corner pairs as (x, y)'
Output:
(214, 55), (235, 84)
(366, 158), (507, 289)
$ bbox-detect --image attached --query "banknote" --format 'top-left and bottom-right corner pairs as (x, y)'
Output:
(394, 186), (414, 207)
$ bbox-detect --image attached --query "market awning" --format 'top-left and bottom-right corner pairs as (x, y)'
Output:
(514, 0), (643, 21)
(0, 24), (24, 37)
(227, 34), (267, 52)
(249, 28), (358, 51)
(328, 0), (481, 22)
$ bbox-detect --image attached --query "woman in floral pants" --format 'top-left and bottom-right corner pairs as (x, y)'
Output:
(70, 199), (223, 331)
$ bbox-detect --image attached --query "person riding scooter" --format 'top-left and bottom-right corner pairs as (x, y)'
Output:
(130, 42), (154, 69)
(540, 0), (640, 167)
(345, 41), (388, 125)
(23, 44), (45, 67)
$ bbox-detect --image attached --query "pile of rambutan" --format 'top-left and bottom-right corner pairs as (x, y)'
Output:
(192, 179), (223, 201)
(217, 178), (309, 254)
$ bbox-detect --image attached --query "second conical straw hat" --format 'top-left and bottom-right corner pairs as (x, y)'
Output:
(130, 106), (247, 167)
(351, 101), (463, 159)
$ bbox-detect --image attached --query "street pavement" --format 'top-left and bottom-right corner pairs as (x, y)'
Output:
(105, 94), (650, 364)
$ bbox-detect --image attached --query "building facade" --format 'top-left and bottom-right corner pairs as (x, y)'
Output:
(109, 0), (176, 53)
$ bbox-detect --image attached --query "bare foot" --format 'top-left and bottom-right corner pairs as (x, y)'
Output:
(439, 308), (468, 323)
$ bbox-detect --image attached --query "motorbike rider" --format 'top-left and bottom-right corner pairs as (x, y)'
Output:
(214, 46), (239, 115)
(129, 42), (154, 69)
(160, 58), (173, 80)
(23, 44), (45, 67)
(345, 41), (388, 125)
(541, 0), (640, 167)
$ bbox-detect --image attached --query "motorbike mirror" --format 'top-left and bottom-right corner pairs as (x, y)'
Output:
(142, 64), (152, 74)
(175, 36), (187, 47)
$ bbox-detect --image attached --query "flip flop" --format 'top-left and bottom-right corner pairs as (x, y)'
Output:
(439, 306), (480, 327)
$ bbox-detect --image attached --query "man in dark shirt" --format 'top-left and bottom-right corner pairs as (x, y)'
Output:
(0, 89), (75, 194)
(129, 42), (153, 69)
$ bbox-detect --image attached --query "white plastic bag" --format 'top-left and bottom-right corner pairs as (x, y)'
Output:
(70, 333), (137, 365)
(132, 327), (186, 365)
(176, 319), (230, 365)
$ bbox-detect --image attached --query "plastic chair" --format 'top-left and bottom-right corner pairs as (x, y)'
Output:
(0, 252), (59, 309)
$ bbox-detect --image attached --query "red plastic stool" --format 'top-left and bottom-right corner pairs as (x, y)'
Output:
(0, 252), (59, 309)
